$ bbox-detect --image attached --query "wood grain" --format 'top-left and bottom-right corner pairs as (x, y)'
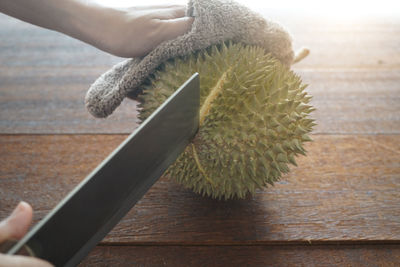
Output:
(1, 69), (399, 134)
(0, 14), (121, 68)
(300, 69), (400, 134)
(1, 13), (399, 69)
(261, 11), (400, 69)
(0, 66), (140, 134)
(1, 14), (399, 134)
(80, 244), (400, 267)
(1, 134), (399, 243)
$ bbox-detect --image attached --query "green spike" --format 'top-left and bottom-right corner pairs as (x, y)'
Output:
(271, 161), (280, 172)
(273, 144), (285, 154)
(276, 153), (289, 163)
(294, 126), (308, 135)
(265, 150), (275, 161)
(287, 153), (298, 166)
(278, 162), (290, 173)
(301, 134), (313, 142)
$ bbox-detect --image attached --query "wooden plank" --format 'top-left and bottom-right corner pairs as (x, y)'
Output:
(300, 69), (400, 134)
(1, 13), (399, 69)
(1, 135), (399, 242)
(0, 14), (121, 68)
(80, 244), (400, 267)
(1, 68), (399, 134)
(260, 11), (400, 69)
(0, 67), (140, 134)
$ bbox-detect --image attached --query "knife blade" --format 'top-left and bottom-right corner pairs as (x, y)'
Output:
(6, 73), (200, 266)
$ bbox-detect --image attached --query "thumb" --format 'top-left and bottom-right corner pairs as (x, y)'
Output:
(0, 253), (53, 267)
(0, 202), (33, 243)
(156, 16), (194, 43)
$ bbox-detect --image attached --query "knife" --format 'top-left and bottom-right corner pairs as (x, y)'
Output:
(5, 73), (200, 266)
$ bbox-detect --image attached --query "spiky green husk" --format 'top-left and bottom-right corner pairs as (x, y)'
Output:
(138, 42), (315, 200)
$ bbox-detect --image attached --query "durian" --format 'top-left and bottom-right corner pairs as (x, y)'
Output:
(137, 42), (315, 200)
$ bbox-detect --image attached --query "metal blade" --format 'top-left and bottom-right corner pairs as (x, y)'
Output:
(7, 73), (200, 266)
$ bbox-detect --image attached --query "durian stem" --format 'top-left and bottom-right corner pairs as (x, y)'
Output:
(191, 144), (214, 186)
(293, 47), (310, 64)
(199, 67), (231, 126)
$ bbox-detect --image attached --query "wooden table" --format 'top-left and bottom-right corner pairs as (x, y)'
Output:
(1, 10), (399, 266)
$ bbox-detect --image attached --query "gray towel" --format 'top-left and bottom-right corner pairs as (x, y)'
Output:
(85, 0), (301, 118)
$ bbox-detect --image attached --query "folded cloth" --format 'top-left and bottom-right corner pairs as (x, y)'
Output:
(86, 0), (297, 118)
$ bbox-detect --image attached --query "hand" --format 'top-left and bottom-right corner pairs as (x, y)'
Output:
(0, 202), (53, 266)
(91, 5), (194, 57)
(0, 1), (194, 58)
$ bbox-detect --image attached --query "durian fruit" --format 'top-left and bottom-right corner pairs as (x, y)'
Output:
(137, 42), (315, 200)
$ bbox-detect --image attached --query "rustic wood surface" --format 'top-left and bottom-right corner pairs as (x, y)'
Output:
(0, 9), (399, 267)
(1, 134), (399, 243)
(81, 245), (400, 267)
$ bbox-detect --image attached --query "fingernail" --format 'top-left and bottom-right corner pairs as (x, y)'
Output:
(8, 201), (25, 220)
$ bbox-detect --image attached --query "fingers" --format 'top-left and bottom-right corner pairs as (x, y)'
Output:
(156, 6), (186, 19)
(0, 253), (53, 267)
(142, 5), (186, 20)
(155, 16), (194, 44)
(132, 4), (185, 12)
(94, 5), (193, 58)
(0, 202), (33, 243)
(0, 203), (53, 266)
